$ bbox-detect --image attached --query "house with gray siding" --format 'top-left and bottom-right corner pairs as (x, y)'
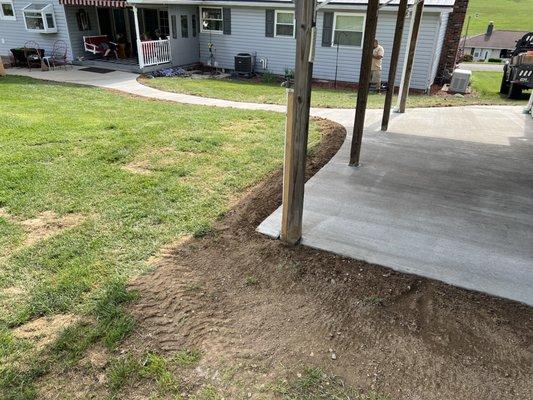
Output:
(0, 0), (456, 90)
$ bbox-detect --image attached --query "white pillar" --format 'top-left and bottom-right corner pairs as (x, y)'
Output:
(132, 6), (144, 69)
(525, 90), (533, 115)
(394, 1), (419, 112)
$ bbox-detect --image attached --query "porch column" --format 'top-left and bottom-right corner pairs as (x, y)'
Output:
(132, 6), (144, 69)
(394, 0), (424, 113)
(525, 90), (533, 115)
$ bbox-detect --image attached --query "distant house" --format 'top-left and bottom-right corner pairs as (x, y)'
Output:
(461, 24), (527, 61)
(0, 0), (464, 91)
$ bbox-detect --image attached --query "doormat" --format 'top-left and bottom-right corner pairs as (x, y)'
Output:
(79, 67), (114, 74)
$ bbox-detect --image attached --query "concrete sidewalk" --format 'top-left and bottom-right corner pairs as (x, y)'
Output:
(6, 67), (533, 305)
(458, 62), (504, 72)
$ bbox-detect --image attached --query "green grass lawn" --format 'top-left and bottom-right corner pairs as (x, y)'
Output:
(139, 71), (528, 109)
(0, 75), (321, 398)
(464, 0), (532, 36)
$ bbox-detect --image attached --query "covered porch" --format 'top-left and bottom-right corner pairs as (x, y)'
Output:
(61, 0), (172, 72)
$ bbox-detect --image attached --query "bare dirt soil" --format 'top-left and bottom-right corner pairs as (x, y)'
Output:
(38, 120), (533, 399)
(13, 314), (80, 351)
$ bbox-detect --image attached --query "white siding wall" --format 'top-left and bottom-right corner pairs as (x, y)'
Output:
(0, 0), (72, 59)
(429, 11), (449, 84)
(199, 7), (446, 90)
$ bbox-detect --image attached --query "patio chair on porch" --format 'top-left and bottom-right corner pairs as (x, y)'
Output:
(48, 40), (69, 70)
(23, 41), (44, 71)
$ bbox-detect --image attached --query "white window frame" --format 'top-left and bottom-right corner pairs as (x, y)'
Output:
(200, 6), (223, 34)
(0, 0), (16, 21)
(332, 12), (365, 48)
(274, 9), (294, 38)
(22, 3), (57, 33)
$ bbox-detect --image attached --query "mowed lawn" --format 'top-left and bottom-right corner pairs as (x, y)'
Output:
(464, 0), (532, 36)
(0, 76), (320, 397)
(139, 71), (529, 109)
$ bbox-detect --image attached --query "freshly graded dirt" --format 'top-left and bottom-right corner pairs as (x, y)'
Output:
(120, 119), (533, 400)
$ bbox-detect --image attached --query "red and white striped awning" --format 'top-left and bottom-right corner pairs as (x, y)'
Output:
(59, 0), (127, 7)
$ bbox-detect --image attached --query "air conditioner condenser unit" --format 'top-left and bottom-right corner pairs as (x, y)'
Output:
(449, 68), (472, 94)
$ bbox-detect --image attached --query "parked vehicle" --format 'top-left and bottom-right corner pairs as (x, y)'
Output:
(500, 32), (533, 99)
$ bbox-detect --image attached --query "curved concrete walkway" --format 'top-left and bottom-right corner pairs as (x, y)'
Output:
(6, 67), (533, 305)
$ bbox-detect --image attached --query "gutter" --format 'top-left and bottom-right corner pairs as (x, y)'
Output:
(127, 0), (451, 12)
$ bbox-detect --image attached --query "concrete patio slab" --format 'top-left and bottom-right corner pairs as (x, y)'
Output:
(259, 106), (533, 305)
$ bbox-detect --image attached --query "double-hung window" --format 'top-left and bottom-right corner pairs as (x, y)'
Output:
(200, 7), (223, 33)
(275, 10), (294, 38)
(0, 1), (15, 21)
(23, 3), (57, 33)
(332, 13), (365, 47)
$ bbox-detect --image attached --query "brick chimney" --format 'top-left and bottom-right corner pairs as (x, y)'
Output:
(485, 21), (494, 39)
(436, 0), (469, 81)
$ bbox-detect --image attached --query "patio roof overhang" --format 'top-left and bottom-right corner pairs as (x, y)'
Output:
(59, 0), (127, 7)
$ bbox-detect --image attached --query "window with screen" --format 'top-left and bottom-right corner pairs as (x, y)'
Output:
(333, 13), (365, 47)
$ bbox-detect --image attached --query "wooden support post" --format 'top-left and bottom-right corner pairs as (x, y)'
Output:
(281, 89), (295, 241)
(381, 0), (408, 131)
(395, 0), (424, 113)
(280, 0), (316, 245)
(0, 59), (5, 77)
(349, 0), (380, 166)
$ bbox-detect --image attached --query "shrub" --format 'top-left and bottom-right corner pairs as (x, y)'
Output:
(284, 68), (295, 80)
(261, 71), (277, 84)
(488, 58), (502, 63)
(461, 54), (473, 62)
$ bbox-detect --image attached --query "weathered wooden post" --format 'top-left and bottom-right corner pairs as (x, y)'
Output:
(281, 88), (295, 241)
(280, 0), (317, 245)
(395, 0), (425, 113)
(349, 0), (380, 166)
(381, 0), (408, 131)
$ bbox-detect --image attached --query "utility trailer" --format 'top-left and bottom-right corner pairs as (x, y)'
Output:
(500, 32), (533, 99)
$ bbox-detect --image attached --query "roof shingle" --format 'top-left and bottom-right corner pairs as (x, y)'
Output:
(462, 30), (529, 50)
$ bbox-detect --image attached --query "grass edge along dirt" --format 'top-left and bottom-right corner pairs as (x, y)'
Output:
(0, 280), (137, 400)
(0, 75), (322, 399)
(139, 71), (528, 109)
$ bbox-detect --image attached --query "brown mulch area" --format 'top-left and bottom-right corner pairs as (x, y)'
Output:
(52, 119), (532, 399)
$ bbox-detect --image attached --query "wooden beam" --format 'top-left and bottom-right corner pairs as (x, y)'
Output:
(395, 0), (424, 113)
(381, 0), (408, 131)
(349, 0), (380, 166)
(280, 0), (316, 245)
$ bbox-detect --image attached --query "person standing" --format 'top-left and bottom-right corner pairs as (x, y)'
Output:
(371, 39), (385, 93)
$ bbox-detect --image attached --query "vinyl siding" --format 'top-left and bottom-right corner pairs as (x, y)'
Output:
(0, 0), (72, 59)
(199, 7), (446, 90)
(429, 10), (449, 84)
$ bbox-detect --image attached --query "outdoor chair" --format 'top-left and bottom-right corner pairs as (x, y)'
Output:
(23, 41), (44, 71)
(48, 40), (69, 70)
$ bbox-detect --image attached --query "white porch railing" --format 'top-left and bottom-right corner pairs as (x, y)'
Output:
(139, 38), (171, 68)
